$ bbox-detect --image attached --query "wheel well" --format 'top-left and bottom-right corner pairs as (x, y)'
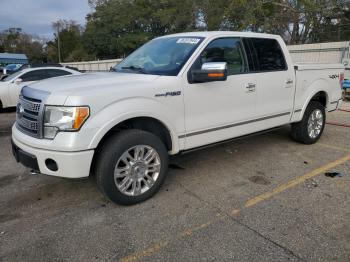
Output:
(90, 117), (173, 177)
(96, 117), (172, 152)
(310, 91), (327, 107)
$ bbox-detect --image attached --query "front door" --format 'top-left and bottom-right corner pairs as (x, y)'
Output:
(183, 37), (258, 149)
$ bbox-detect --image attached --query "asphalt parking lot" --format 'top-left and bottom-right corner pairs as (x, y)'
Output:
(0, 103), (350, 262)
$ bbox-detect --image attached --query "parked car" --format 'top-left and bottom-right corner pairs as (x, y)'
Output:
(0, 66), (80, 109)
(12, 32), (344, 205)
(3, 64), (23, 75)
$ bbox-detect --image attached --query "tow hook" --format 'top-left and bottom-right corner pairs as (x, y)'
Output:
(30, 170), (41, 175)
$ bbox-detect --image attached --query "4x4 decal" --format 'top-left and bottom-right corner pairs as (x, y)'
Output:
(329, 74), (339, 79)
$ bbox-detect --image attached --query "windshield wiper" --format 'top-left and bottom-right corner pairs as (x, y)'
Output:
(121, 65), (148, 74)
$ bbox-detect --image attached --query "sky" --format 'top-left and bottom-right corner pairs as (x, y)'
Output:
(0, 0), (91, 39)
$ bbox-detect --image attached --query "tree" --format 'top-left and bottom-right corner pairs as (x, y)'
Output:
(83, 0), (197, 59)
(0, 30), (46, 63)
(58, 0), (350, 60)
(49, 20), (92, 63)
(262, 0), (350, 44)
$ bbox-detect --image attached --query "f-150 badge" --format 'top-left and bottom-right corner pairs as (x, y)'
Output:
(155, 91), (181, 97)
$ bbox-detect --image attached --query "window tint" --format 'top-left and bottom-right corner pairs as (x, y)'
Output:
(250, 38), (287, 71)
(47, 69), (72, 77)
(21, 70), (49, 82)
(242, 38), (259, 72)
(115, 36), (204, 76)
(193, 38), (247, 75)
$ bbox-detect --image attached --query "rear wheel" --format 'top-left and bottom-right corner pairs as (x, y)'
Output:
(95, 129), (169, 205)
(291, 101), (326, 144)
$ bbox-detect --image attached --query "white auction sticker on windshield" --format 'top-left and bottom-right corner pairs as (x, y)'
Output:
(176, 38), (201, 44)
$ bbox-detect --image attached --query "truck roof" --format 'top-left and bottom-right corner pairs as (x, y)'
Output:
(160, 31), (282, 40)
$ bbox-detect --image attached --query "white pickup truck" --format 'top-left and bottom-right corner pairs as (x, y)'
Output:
(11, 32), (344, 205)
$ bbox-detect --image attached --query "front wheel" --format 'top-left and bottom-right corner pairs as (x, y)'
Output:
(95, 129), (169, 205)
(291, 101), (326, 144)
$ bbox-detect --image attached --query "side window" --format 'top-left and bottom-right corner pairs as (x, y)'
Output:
(193, 38), (247, 75)
(47, 69), (72, 78)
(21, 70), (49, 82)
(250, 38), (287, 72)
(242, 38), (259, 72)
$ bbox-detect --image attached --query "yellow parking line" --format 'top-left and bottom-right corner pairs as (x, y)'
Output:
(317, 143), (350, 153)
(120, 216), (221, 262)
(245, 154), (350, 208)
(120, 154), (350, 262)
(120, 241), (170, 262)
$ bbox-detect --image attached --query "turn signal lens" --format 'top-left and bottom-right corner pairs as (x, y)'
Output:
(73, 107), (90, 129)
(208, 73), (224, 78)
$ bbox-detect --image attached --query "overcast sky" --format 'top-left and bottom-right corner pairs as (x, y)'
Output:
(0, 0), (91, 39)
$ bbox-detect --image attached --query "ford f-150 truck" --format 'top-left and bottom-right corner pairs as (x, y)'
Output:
(11, 32), (344, 205)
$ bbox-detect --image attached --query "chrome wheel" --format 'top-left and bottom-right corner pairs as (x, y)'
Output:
(307, 109), (323, 139)
(114, 145), (161, 196)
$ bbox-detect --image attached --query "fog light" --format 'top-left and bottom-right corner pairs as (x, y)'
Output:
(45, 159), (58, 172)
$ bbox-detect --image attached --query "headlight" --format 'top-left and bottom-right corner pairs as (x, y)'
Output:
(44, 106), (90, 139)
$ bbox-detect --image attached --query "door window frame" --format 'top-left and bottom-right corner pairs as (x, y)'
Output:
(242, 37), (289, 73)
(20, 69), (50, 82)
(187, 37), (251, 83)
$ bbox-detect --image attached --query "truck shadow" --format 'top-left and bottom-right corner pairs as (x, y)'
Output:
(0, 107), (16, 113)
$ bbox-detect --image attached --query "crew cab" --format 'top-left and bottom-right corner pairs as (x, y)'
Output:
(11, 32), (344, 205)
(0, 66), (80, 109)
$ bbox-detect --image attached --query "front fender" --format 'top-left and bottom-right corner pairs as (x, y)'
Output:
(85, 97), (182, 154)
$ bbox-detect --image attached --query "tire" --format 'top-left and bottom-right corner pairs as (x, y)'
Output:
(95, 129), (169, 205)
(291, 101), (326, 144)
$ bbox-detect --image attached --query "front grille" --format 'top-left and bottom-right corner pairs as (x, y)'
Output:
(16, 86), (50, 138)
(16, 95), (42, 138)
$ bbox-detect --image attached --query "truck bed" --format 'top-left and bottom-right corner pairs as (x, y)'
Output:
(291, 62), (344, 123)
(294, 62), (344, 71)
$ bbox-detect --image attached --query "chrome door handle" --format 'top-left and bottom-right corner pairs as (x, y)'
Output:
(286, 79), (293, 85)
(246, 83), (256, 92)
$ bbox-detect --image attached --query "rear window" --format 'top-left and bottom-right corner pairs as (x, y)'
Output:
(47, 69), (72, 77)
(245, 38), (287, 72)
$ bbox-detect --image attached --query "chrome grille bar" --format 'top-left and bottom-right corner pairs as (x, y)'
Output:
(19, 96), (41, 114)
(16, 87), (49, 138)
(17, 117), (39, 131)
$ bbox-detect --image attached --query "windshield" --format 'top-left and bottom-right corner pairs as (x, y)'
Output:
(114, 36), (204, 76)
(1, 70), (23, 82)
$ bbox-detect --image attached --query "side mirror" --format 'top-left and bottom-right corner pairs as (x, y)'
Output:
(190, 62), (228, 83)
(14, 78), (23, 85)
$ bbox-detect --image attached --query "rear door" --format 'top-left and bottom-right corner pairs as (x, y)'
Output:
(243, 38), (295, 127)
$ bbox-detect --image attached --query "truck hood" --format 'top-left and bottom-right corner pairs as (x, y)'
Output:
(29, 72), (160, 95)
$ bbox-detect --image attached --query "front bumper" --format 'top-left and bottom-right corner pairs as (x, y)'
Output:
(12, 135), (94, 178)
